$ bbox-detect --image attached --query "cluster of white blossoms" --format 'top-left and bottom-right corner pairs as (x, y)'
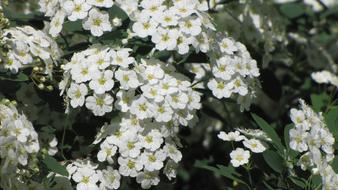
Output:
(122, 0), (215, 54)
(60, 45), (202, 125)
(311, 70), (338, 87)
(289, 99), (338, 189)
(0, 26), (61, 73)
(218, 129), (267, 167)
(0, 100), (40, 189)
(90, 114), (183, 189)
(39, 0), (124, 37)
(207, 36), (260, 111)
(66, 159), (120, 190)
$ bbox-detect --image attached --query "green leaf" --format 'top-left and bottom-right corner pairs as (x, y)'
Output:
(280, 3), (305, 19)
(252, 114), (284, 152)
(325, 106), (338, 140)
(0, 72), (29, 81)
(331, 155), (338, 173)
(43, 156), (69, 177)
(107, 5), (129, 21)
(289, 176), (306, 188)
(263, 150), (284, 173)
(311, 93), (330, 112)
(194, 160), (244, 184)
(63, 20), (83, 32)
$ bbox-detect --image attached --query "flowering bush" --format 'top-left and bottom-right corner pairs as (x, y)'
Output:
(0, 0), (337, 189)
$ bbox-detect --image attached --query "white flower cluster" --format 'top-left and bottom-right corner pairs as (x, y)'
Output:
(0, 100), (40, 189)
(67, 159), (120, 190)
(61, 45), (202, 126)
(218, 130), (267, 167)
(123, 0), (214, 54)
(208, 37), (260, 111)
(39, 0), (123, 37)
(92, 116), (182, 189)
(289, 99), (337, 189)
(311, 70), (338, 87)
(1, 26), (61, 73)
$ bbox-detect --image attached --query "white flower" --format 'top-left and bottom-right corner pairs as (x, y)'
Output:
(139, 129), (163, 151)
(230, 148), (250, 167)
(151, 28), (179, 51)
(136, 171), (160, 189)
(72, 167), (99, 190)
(219, 38), (238, 54)
(229, 77), (248, 96)
(311, 70), (338, 86)
(179, 17), (202, 36)
(115, 90), (135, 112)
(243, 139), (266, 153)
(89, 51), (111, 69)
(130, 96), (153, 119)
(85, 93), (114, 116)
(83, 8), (112, 36)
(118, 132), (142, 158)
(97, 140), (117, 164)
(111, 49), (135, 68)
(163, 160), (178, 180)
(64, 0), (91, 21)
(49, 10), (66, 37)
(118, 157), (143, 177)
(141, 84), (164, 102)
(70, 62), (99, 83)
(115, 69), (139, 90)
(67, 83), (88, 108)
(213, 57), (235, 80)
(290, 108), (308, 129)
(132, 16), (158, 38)
(166, 92), (189, 109)
(163, 144), (182, 163)
(89, 70), (115, 94)
(156, 10), (178, 27)
(142, 64), (165, 85)
(207, 79), (232, 99)
(99, 167), (121, 190)
(217, 131), (245, 142)
(176, 34), (192, 54)
(153, 103), (174, 122)
(87, 0), (114, 8)
(289, 128), (308, 152)
(140, 150), (167, 171)
(140, 0), (165, 17)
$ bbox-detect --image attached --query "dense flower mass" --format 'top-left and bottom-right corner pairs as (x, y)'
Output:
(289, 99), (337, 189)
(60, 46), (202, 124)
(3, 0), (337, 189)
(0, 99), (40, 189)
(207, 35), (260, 111)
(91, 116), (183, 189)
(0, 26), (61, 73)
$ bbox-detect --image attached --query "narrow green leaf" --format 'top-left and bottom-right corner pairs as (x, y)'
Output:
(43, 156), (69, 177)
(194, 160), (244, 184)
(0, 73), (29, 81)
(252, 114), (284, 151)
(289, 176), (306, 188)
(263, 150), (284, 173)
(331, 155), (338, 173)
